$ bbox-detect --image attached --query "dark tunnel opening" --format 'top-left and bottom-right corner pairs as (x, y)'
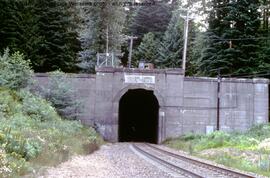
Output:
(118, 89), (159, 144)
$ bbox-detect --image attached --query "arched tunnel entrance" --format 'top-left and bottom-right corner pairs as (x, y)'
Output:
(118, 89), (159, 143)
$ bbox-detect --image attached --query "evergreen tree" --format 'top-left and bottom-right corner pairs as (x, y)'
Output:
(199, 0), (230, 76)
(156, 10), (184, 68)
(34, 0), (81, 72)
(133, 32), (159, 66)
(200, 0), (261, 76)
(258, 0), (270, 73)
(0, 0), (42, 65)
(130, 1), (172, 40)
(77, 1), (126, 72)
(156, 9), (197, 72)
(260, 0), (270, 34)
(0, 0), (81, 72)
(189, 32), (206, 75)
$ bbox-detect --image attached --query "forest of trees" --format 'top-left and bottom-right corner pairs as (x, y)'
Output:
(0, 0), (270, 77)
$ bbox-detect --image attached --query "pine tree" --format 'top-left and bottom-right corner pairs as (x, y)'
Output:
(0, 0), (42, 64)
(200, 0), (261, 76)
(77, 1), (126, 72)
(156, 10), (184, 68)
(199, 0), (230, 76)
(133, 32), (159, 66)
(34, 0), (81, 72)
(130, 1), (172, 40)
(258, 0), (270, 73)
(0, 0), (81, 72)
(189, 32), (206, 75)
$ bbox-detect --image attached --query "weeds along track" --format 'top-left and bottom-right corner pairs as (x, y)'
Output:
(132, 143), (258, 178)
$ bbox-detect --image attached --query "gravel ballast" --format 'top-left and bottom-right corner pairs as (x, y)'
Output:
(39, 143), (173, 178)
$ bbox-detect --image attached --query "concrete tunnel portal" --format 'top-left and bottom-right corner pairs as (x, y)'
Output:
(118, 89), (159, 144)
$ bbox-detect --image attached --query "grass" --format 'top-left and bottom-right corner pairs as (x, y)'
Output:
(0, 88), (103, 177)
(164, 125), (270, 177)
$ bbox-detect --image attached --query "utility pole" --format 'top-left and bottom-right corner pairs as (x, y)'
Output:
(127, 36), (138, 68)
(216, 69), (221, 131)
(180, 9), (194, 75)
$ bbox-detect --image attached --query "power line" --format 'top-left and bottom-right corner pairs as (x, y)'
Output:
(191, 36), (270, 42)
(221, 72), (270, 78)
(199, 68), (270, 78)
(230, 73), (270, 78)
(221, 70), (270, 77)
(209, 37), (270, 41)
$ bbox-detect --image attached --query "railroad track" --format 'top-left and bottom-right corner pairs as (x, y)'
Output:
(132, 144), (203, 178)
(132, 143), (258, 178)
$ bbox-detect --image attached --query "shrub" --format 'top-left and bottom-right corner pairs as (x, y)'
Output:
(19, 90), (59, 122)
(194, 131), (231, 150)
(0, 87), (102, 176)
(1, 128), (41, 161)
(0, 148), (11, 177)
(0, 88), (21, 118)
(182, 133), (201, 141)
(247, 124), (270, 140)
(0, 48), (33, 90)
(42, 71), (82, 120)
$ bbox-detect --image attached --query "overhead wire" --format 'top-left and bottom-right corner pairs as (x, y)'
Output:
(226, 73), (270, 78)
(221, 70), (270, 77)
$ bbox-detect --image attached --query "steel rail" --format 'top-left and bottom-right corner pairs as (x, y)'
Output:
(132, 144), (204, 178)
(145, 143), (256, 178)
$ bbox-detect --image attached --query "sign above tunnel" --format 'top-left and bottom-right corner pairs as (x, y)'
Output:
(124, 75), (155, 84)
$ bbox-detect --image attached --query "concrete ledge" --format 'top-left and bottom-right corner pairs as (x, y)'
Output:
(35, 73), (96, 79)
(95, 67), (184, 75)
(185, 77), (269, 84)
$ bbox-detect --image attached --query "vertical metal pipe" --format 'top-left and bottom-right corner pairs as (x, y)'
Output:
(217, 71), (221, 131)
(106, 25), (109, 65)
(112, 52), (114, 67)
(97, 53), (99, 67)
(106, 25), (109, 55)
(128, 37), (134, 68)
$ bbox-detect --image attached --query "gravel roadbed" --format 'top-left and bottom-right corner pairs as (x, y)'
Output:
(39, 143), (173, 178)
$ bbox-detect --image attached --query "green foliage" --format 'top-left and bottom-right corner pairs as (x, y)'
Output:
(77, 0), (126, 72)
(0, 52), (100, 176)
(130, 2), (172, 39)
(0, 49), (33, 90)
(258, 154), (270, 171)
(34, 0), (81, 72)
(0, 87), (102, 176)
(42, 71), (81, 120)
(182, 133), (202, 141)
(19, 90), (59, 122)
(206, 153), (262, 175)
(246, 124), (270, 139)
(156, 10), (184, 68)
(194, 131), (231, 150)
(0, 148), (11, 177)
(133, 32), (160, 66)
(1, 128), (41, 161)
(164, 124), (270, 176)
(190, 32), (206, 76)
(0, 0), (81, 72)
(199, 0), (262, 76)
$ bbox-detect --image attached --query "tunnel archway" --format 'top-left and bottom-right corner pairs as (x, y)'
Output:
(118, 89), (159, 143)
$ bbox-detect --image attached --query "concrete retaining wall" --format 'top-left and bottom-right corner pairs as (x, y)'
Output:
(183, 77), (269, 134)
(34, 69), (269, 142)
